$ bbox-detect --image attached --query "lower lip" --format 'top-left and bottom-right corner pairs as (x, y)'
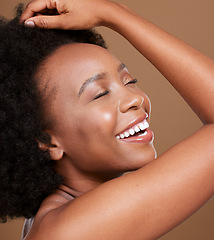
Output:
(117, 129), (154, 144)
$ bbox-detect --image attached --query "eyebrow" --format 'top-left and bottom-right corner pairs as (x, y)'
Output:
(78, 63), (127, 98)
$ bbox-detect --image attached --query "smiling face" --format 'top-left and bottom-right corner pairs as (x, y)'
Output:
(38, 43), (156, 184)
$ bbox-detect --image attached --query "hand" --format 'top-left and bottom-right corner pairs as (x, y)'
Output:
(20, 0), (112, 30)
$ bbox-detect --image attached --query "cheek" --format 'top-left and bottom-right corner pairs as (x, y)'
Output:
(67, 107), (118, 167)
(99, 111), (114, 132)
(80, 106), (117, 139)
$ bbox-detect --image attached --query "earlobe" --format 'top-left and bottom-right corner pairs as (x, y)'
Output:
(38, 141), (64, 161)
(48, 147), (64, 161)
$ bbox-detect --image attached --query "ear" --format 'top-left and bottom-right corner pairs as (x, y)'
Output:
(48, 146), (64, 161)
(38, 137), (64, 161)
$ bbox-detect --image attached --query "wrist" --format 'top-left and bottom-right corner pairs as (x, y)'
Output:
(98, 1), (129, 30)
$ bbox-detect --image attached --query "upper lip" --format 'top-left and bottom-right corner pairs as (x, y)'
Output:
(116, 112), (149, 136)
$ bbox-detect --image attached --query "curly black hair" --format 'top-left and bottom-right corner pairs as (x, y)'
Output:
(0, 4), (106, 223)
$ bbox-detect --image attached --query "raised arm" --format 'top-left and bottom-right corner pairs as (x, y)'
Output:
(106, 4), (214, 124)
(20, 0), (214, 124)
(20, 1), (214, 239)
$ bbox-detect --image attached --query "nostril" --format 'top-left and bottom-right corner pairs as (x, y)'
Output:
(129, 105), (139, 110)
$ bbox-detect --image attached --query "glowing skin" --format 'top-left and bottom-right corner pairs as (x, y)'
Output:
(39, 43), (156, 191)
(20, 2), (214, 240)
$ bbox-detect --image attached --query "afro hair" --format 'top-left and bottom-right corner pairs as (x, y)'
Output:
(0, 4), (106, 223)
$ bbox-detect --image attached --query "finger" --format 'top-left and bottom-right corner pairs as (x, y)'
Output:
(20, 0), (56, 23)
(20, 1), (47, 23)
(35, 9), (59, 16)
(24, 14), (72, 30)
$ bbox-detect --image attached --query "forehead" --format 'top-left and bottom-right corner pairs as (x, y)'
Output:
(43, 43), (121, 83)
(37, 43), (123, 110)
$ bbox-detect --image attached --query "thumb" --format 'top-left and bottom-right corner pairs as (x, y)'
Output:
(24, 15), (70, 30)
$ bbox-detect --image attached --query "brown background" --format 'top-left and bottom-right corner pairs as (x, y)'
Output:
(0, 0), (214, 239)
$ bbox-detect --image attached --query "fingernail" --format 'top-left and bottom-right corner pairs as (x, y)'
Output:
(24, 21), (35, 28)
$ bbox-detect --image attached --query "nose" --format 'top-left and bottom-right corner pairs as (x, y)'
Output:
(118, 90), (144, 113)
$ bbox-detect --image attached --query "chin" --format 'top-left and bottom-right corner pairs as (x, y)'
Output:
(132, 146), (157, 169)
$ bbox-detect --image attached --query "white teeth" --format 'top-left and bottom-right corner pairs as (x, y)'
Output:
(139, 130), (148, 136)
(124, 132), (130, 138)
(134, 126), (140, 132)
(129, 129), (135, 135)
(139, 120), (149, 131)
(120, 133), (125, 139)
(116, 119), (149, 140)
(139, 123), (144, 130)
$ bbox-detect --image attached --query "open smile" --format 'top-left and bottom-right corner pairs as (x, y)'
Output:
(115, 113), (154, 143)
(116, 118), (149, 139)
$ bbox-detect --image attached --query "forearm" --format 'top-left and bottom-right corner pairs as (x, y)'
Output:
(20, 0), (214, 125)
(103, 2), (214, 124)
(37, 124), (214, 240)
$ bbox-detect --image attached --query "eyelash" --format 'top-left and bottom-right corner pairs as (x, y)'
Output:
(93, 78), (137, 100)
(125, 78), (138, 85)
(93, 90), (109, 100)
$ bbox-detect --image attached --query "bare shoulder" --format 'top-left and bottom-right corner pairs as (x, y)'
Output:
(24, 189), (74, 240)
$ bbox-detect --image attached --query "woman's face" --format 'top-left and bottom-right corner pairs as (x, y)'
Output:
(40, 43), (156, 181)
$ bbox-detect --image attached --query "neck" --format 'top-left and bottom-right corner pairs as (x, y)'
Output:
(61, 172), (123, 196)
(55, 157), (124, 196)
(57, 183), (83, 198)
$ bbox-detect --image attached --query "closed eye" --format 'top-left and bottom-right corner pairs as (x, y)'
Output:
(125, 78), (138, 85)
(93, 90), (109, 100)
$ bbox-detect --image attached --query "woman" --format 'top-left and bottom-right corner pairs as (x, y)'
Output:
(0, 0), (214, 239)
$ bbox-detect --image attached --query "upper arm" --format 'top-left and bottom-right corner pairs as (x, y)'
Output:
(27, 125), (214, 240)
